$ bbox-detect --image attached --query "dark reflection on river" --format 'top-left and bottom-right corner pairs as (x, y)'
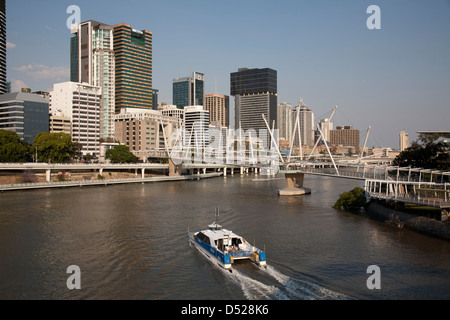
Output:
(0, 174), (449, 300)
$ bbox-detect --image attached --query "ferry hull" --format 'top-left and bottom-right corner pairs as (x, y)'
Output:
(189, 233), (232, 270)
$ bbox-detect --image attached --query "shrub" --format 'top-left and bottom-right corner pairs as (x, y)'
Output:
(333, 187), (367, 210)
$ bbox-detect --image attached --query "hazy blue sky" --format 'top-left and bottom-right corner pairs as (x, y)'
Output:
(6, 0), (450, 148)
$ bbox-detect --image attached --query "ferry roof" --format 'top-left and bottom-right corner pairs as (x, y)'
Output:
(202, 227), (241, 242)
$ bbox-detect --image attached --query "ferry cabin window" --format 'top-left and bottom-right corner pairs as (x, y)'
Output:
(196, 232), (211, 245)
(232, 238), (242, 247)
(217, 239), (224, 251)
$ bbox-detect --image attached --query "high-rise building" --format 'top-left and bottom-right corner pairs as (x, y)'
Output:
(70, 20), (115, 140)
(173, 72), (205, 108)
(399, 131), (409, 151)
(317, 118), (333, 143)
(292, 99), (315, 147)
(151, 89), (158, 110)
(277, 102), (293, 141)
(0, 92), (49, 144)
(230, 68), (277, 142)
(50, 82), (102, 156)
(0, 0), (6, 94)
(183, 105), (209, 148)
(204, 94), (229, 127)
(113, 24), (153, 112)
(330, 126), (360, 154)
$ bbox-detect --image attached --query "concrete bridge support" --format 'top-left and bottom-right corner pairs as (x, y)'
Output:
(168, 159), (182, 176)
(279, 172), (311, 196)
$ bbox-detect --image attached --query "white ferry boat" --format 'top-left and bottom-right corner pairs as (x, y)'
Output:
(188, 214), (267, 271)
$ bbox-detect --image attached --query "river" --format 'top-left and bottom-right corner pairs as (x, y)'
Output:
(0, 174), (449, 300)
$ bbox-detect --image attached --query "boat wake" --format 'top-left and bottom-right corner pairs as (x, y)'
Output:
(191, 239), (351, 300)
(223, 264), (351, 300)
(265, 266), (352, 300)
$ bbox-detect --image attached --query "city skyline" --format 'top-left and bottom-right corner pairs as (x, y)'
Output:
(5, 0), (450, 148)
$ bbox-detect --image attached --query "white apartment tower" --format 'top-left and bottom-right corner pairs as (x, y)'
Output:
(277, 102), (293, 141)
(400, 131), (409, 151)
(183, 106), (209, 148)
(318, 118), (334, 143)
(71, 20), (115, 140)
(294, 99), (315, 146)
(49, 82), (102, 156)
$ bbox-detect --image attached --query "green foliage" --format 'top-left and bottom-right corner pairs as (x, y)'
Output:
(71, 142), (83, 160)
(105, 145), (138, 163)
(33, 132), (74, 163)
(56, 173), (67, 181)
(393, 134), (450, 170)
(333, 187), (367, 210)
(0, 130), (29, 162)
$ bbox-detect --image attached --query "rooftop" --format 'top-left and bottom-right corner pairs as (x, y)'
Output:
(0, 92), (48, 104)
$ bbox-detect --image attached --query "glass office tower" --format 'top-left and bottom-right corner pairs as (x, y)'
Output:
(0, 92), (49, 144)
(113, 23), (153, 113)
(173, 72), (204, 108)
(230, 67), (278, 133)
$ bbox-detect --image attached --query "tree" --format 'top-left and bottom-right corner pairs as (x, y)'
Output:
(33, 132), (74, 163)
(105, 145), (138, 163)
(333, 187), (367, 210)
(71, 142), (83, 161)
(0, 130), (29, 162)
(393, 134), (450, 170)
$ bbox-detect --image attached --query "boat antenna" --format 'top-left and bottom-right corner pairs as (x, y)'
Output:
(215, 205), (219, 228)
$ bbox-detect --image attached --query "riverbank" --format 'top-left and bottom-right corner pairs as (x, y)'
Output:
(365, 200), (450, 241)
(0, 172), (223, 192)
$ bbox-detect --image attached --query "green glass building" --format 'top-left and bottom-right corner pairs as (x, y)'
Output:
(113, 23), (153, 113)
(173, 72), (204, 108)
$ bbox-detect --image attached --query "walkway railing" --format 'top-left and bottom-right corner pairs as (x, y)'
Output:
(0, 172), (223, 191)
(364, 179), (450, 208)
(282, 161), (450, 209)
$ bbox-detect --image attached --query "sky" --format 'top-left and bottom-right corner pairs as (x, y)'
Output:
(5, 0), (450, 149)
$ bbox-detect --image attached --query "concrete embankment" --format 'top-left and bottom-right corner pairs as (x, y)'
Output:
(365, 201), (450, 241)
(0, 172), (223, 192)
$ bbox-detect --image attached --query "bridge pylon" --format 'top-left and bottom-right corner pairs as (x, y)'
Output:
(169, 159), (182, 176)
(279, 171), (311, 196)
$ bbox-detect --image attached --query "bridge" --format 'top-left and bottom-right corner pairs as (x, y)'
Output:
(0, 161), (260, 182)
(1, 108), (448, 219)
(259, 108), (450, 219)
(278, 160), (450, 210)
